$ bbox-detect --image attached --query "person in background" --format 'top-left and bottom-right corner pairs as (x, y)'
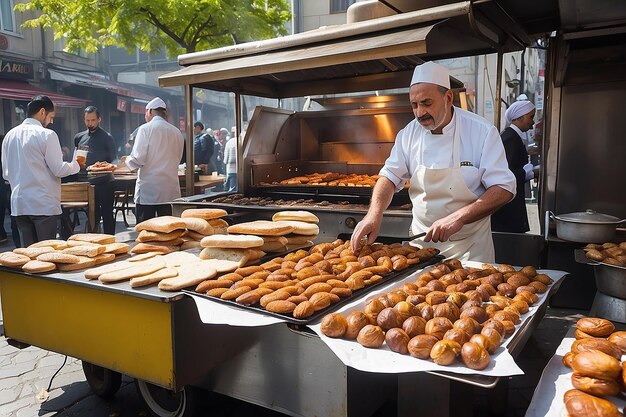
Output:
(215, 128), (228, 175)
(2, 95), (82, 246)
(350, 62), (515, 262)
(230, 126), (236, 141)
(122, 97), (183, 223)
(193, 121), (214, 174)
(223, 131), (237, 191)
(73, 106), (117, 235)
(491, 100), (537, 233)
(0, 133), (20, 246)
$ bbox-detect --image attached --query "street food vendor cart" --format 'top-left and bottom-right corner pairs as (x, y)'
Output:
(2, 1), (625, 416)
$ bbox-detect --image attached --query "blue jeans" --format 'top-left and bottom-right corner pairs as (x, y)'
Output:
(225, 174), (237, 192)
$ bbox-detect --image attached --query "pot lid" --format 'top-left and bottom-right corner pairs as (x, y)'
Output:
(555, 209), (622, 224)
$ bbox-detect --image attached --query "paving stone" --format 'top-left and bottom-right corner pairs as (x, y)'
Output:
(0, 394), (35, 416)
(16, 404), (56, 417)
(48, 370), (86, 391)
(14, 349), (46, 364)
(37, 354), (66, 369)
(40, 381), (92, 411)
(0, 386), (20, 406)
(0, 362), (36, 379)
(0, 342), (19, 356)
(18, 382), (35, 399)
(0, 376), (21, 391)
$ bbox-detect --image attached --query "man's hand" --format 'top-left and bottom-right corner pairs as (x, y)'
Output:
(350, 214), (382, 253)
(76, 155), (86, 169)
(424, 212), (465, 243)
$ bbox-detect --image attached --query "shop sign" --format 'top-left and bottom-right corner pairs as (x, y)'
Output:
(0, 57), (33, 80)
(116, 97), (128, 112)
(130, 102), (145, 114)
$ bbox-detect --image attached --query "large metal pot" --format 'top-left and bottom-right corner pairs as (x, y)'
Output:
(547, 209), (625, 243)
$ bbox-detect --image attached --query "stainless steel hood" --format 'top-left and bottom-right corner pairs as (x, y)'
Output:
(159, 1), (531, 97)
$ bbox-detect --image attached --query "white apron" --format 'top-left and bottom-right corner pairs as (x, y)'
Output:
(408, 120), (495, 263)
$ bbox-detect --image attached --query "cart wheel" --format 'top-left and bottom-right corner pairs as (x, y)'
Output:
(136, 379), (198, 417)
(81, 361), (122, 399)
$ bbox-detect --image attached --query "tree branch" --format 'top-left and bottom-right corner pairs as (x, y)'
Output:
(139, 7), (188, 49)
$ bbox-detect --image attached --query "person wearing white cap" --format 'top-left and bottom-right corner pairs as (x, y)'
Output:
(351, 61), (515, 262)
(122, 97), (184, 222)
(491, 100), (536, 233)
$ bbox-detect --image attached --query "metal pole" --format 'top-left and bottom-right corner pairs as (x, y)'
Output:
(495, 50), (503, 131)
(234, 92), (242, 193)
(184, 84), (194, 196)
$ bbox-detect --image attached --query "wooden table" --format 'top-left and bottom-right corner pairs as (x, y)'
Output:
(193, 174), (224, 194)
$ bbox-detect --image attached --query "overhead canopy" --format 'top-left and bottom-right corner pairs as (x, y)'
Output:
(0, 80), (87, 108)
(159, 1), (531, 98)
(49, 68), (154, 100)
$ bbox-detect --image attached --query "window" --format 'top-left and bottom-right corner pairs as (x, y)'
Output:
(330, 0), (356, 14)
(0, 0), (15, 32)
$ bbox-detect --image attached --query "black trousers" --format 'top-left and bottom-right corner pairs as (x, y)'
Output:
(15, 215), (59, 248)
(136, 204), (172, 224)
(94, 181), (116, 235)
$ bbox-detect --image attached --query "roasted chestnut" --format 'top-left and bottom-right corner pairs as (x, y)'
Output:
(453, 317), (481, 336)
(430, 340), (461, 365)
(469, 333), (498, 354)
(480, 327), (504, 347)
(393, 301), (418, 322)
(407, 334), (438, 359)
(433, 302), (460, 322)
(406, 294), (426, 306)
(425, 317), (453, 340)
(481, 318), (505, 338)
(364, 298), (385, 318)
(528, 281), (548, 293)
(532, 273), (553, 285)
(500, 320), (516, 337)
(402, 316), (427, 338)
(507, 273), (531, 288)
(426, 291), (448, 306)
(357, 325), (385, 348)
(443, 328), (470, 345)
(385, 328), (410, 354)
(377, 307), (404, 331)
(460, 306), (489, 324)
(416, 302), (434, 321)
(320, 313), (348, 338)
(345, 311), (371, 340)
(460, 341), (490, 370)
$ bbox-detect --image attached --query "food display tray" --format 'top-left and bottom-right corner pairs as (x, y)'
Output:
(185, 253), (443, 325)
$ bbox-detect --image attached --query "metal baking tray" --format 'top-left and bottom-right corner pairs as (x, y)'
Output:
(185, 253), (443, 325)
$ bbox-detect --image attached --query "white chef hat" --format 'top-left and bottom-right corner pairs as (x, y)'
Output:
(410, 61), (451, 89)
(146, 97), (166, 110)
(516, 93), (529, 101)
(505, 100), (535, 124)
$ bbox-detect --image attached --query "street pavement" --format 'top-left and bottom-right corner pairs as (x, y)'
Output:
(0, 203), (573, 417)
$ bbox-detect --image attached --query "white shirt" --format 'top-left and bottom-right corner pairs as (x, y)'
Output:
(380, 107), (516, 197)
(2, 118), (80, 216)
(223, 137), (237, 175)
(125, 116), (184, 205)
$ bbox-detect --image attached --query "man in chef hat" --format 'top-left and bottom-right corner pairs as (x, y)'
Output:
(351, 62), (516, 262)
(491, 100), (537, 233)
(123, 97), (184, 222)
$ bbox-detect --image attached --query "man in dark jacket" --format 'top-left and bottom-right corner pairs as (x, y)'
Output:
(74, 106), (117, 235)
(491, 100), (536, 233)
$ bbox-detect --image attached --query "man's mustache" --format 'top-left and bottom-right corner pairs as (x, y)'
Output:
(417, 114), (433, 123)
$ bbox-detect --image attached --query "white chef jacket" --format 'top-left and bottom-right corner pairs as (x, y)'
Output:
(2, 118), (80, 216)
(125, 116), (184, 205)
(380, 107), (516, 197)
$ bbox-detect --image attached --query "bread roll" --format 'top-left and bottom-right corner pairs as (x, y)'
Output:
(37, 252), (81, 264)
(272, 210), (319, 224)
(276, 220), (319, 236)
(29, 239), (68, 250)
(158, 263), (218, 291)
(137, 229), (185, 243)
(563, 389), (621, 417)
(227, 220), (294, 236)
(22, 260), (57, 273)
(134, 216), (187, 233)
(13, 246), (56, 259)
(181, 208), (227, 220)
(576, 317), (615, 338)
(57, 256), (97, 271)
(200, 234), (264, 249)
(102, 242), (130, 255)
(131, 243), (177, 255)
(68, 233), (116, 245)
(62, 245), (106, 258)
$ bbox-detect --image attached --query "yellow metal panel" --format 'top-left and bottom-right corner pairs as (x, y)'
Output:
(0, 272), (175, 388)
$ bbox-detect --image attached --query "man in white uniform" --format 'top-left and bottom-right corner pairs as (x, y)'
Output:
(351, 62), (516, 262)
(123, 97), (184, 223)
(2, 95), (82, 246)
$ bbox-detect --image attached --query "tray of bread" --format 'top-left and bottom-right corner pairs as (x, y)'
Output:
(186, 238), (442, 325)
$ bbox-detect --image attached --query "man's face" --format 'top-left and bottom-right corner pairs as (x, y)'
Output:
(194, 126), (202, 136)
(409, 83), (453, 132)
(42, 109), (55, 127)
(84, 112), (100, 132)
(144, 109), (152, 123)
(518, 110), (536, 132)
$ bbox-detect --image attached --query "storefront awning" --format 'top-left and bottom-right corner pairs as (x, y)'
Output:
(48, 68), (153, 100)
(0, 80), (87, 108)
